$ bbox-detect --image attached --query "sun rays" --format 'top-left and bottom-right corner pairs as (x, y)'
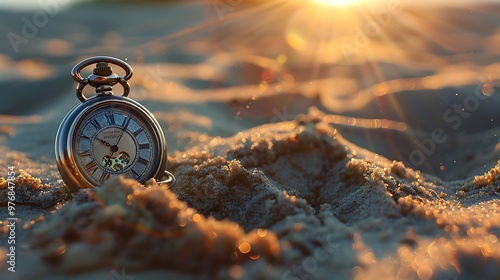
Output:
(310, 0), (373, 7)
(124, 0), (498, 176)
(311, 0), (355, 6)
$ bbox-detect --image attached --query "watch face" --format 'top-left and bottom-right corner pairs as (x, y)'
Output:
(71, 102), (161, 186)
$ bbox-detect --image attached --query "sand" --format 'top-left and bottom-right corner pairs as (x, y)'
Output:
(1, 0), (500, 279)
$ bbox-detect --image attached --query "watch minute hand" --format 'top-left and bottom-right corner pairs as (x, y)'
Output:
(114, 117), (131, 148)
(106, 117), (130, 162)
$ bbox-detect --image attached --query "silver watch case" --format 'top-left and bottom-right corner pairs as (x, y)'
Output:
(55, 93), (167, 192)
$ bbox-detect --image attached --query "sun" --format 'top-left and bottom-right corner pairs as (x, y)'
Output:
(310, 0), (361, 7)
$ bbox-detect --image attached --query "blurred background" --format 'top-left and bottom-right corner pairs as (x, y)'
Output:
(0, 0), (499, 180)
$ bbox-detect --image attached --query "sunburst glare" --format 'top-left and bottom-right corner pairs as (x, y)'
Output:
(311, 0), (353, 6)
(285, 0), (389, 64)
(310, 0), (390, 7)
(311, 0), (367, 7)
(135, 0), (496, 176)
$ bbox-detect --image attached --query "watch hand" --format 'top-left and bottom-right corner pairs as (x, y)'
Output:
(95, 137), (115, 168)
(95, 137), (112, 147)
(106, 117), (130, 164)
(113, 117), (130, 149)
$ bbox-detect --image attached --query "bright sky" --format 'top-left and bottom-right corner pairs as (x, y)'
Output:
(0, 0), (80, 11)
(0, 0), (496, 11)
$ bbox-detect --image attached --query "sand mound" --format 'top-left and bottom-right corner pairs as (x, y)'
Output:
(30, 177), (280, 275)
(16, 112), (498, 279)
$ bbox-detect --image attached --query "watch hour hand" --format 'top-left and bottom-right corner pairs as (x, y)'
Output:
(95, 137), (112, 147)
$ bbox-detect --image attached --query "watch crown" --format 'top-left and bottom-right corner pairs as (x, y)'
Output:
(93, 62), (113, 76)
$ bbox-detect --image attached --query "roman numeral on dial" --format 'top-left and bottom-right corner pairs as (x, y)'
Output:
(99, 172), (111, 183)
(90, 119), (101, 130)
(137, 157), (149, 166)
(105, 112), (115, 125)
(78, 150), (92, 158)
(121, 116), (131, 129)
(138, 143), (150, 150)
(85, 161), (99, 175)
(131, 169), (140, 179)
(133, 128), (143, 137)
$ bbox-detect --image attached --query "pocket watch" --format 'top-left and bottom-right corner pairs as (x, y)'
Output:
(55, 56), (175, 192)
